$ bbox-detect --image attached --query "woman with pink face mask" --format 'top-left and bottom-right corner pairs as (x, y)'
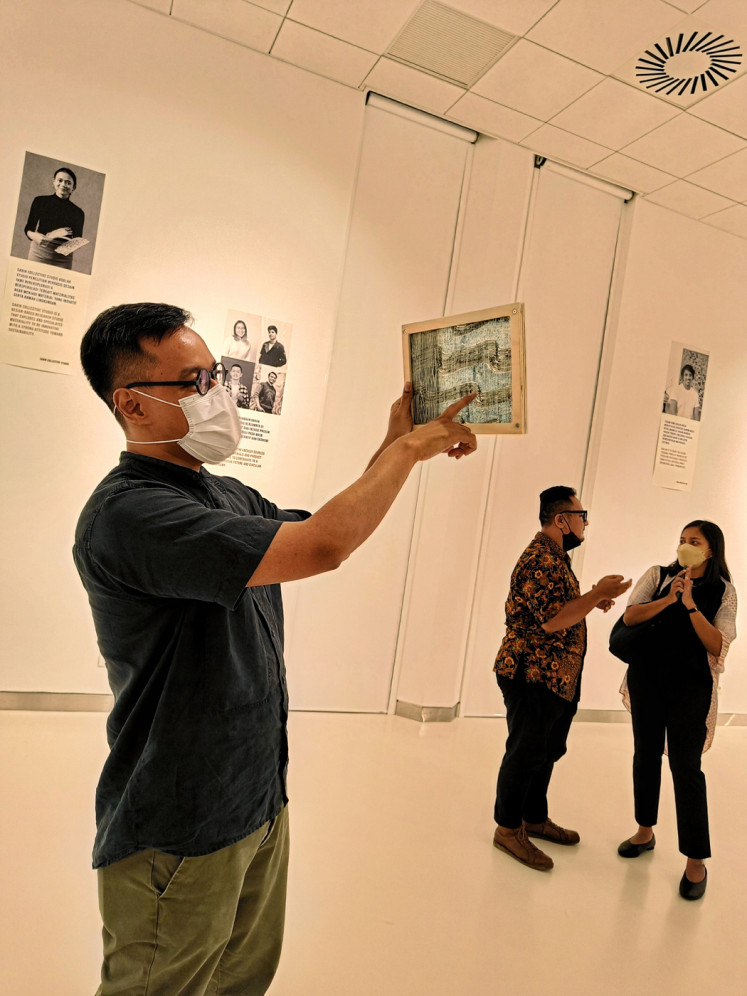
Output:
(615, 520), (736, 901)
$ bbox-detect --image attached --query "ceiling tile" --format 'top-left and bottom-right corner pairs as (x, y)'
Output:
(443, 0), (558, 37)
(663, 0), (710, 10)
(447, 93), (541, 142)
(286, 0), (417, 53)
(700, 202), (747, 237)
(686, 146), (747, 198)
(697, 0), (747, 34)
(171, 0), (282, 51)
(252, 0), (292, 13)
(644, 179), (735, 216)
(589, 154), (674, 192)
(621, 113), (744, 173)
(520, 124), (611, 169)
(273, 20), (377, 86)
(689, 72), (747, 138)
(550, 78), (680, 149)
(362, 58), (466, 114)
(129, 0), (171, 12)
(472, 40), (602, 120)
(526, 0), (681, 74)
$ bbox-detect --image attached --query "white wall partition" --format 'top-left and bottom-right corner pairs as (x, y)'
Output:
(578, 199), (747, 712)
(460, 167), (626, 716)
(392, 137), (534, 713)
(286, 102), (474, 712)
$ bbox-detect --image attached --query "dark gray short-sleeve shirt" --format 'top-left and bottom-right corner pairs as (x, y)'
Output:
(73, 452), (310, 868)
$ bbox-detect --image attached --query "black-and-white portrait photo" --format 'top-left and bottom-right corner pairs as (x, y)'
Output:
(221, 357), (254, 409)
(222, 312), (261, 363)
(663, 343), (708, 421)
(257, 323), (288, 368)
(10, 151), (105, 275)
(251, 367), (283, 415)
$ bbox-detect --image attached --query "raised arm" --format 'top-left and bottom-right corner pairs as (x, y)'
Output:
(248, 393), (476, 586)
(542, 575), (632, 632)
(366, 382), (415, 471)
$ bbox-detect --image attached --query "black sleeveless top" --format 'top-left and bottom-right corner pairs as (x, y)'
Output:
(643, 565), (725, 676)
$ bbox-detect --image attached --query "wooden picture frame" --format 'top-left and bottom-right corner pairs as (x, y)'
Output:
(402, 303), (526, 434)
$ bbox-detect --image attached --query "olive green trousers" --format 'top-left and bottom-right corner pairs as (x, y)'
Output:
(95, 806), (289, 995)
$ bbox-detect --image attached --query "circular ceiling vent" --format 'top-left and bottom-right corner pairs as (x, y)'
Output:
(636, 31), (743, 97)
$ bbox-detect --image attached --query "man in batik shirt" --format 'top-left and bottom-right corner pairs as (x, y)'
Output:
(492, 486), (631, 870)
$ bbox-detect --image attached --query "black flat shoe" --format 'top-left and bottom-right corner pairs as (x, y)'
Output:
(617, 833), (656, 857)
(679, 867), (707, 900)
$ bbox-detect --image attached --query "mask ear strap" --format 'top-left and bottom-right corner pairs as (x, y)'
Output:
(130, 388), (181, 408)
(114, 390), (183, 444)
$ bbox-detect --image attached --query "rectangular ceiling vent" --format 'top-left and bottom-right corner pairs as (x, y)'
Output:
(387, 0), (517, 88)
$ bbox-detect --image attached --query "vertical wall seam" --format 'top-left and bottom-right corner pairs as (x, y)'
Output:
(571, 198), (637, 583)
(456, 157), (539, 714)
(386, 140), (474, 715)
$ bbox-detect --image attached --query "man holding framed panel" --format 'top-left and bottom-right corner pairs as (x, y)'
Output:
(74, 302), (476, 995)
(492, 486), (631, 870)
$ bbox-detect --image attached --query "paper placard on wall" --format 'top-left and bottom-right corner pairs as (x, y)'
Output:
(1, 151), (105, 374)
(0, 258), (89, 374)
(652, 340), (709, 491)
(213, 309), (293, 489)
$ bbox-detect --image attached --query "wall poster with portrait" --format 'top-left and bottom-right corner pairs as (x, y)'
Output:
(1, 150), (105, 375)
(402, 303), (527, 434)
(215, 308), (292, 485)
(652, 340), (709, 492)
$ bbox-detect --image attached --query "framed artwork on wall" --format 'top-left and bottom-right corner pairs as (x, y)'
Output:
(402, 303), (527, 434)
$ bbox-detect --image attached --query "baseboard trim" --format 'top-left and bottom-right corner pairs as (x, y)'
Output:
(0, 692), (114, 712)
(1, 692), (746, 726)
(394, 700), (460, 723)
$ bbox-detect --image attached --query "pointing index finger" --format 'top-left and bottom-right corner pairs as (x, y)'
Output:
(440, 392), (477, 421)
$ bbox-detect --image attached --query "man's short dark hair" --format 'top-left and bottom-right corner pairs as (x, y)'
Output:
(80, 303), (192, 412)
(54, 166), (77, 188)
(267, 325), (278, 334)
(539, 485), (577, 526)
(681, 364), (695, 378)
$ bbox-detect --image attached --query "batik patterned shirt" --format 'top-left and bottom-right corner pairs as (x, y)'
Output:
(494, 532), (586, 701)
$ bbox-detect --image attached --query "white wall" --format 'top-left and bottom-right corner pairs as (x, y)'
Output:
(579, 198), (747, 712)
(0, 0), (363, 692)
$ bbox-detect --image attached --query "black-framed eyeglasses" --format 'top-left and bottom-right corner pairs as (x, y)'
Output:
(562, 510), (588, 523)
(126, 363), (226, 397)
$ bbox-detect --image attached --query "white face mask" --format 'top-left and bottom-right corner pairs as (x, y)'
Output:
(677, 543), (707, 568)
(129, 384), (241, 463)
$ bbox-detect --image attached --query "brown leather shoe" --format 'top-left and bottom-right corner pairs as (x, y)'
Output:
(523, 818), (580, 845)
(493, 824), (553, 870)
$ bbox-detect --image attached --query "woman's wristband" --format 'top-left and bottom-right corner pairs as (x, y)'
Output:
(687, 607), (698, 615)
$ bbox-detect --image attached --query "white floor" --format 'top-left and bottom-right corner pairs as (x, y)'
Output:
(1, 710), (746, 995)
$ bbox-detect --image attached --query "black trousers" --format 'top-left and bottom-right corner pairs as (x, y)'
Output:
(626, 663), (712, 858)
(494, 676), (578, 829)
